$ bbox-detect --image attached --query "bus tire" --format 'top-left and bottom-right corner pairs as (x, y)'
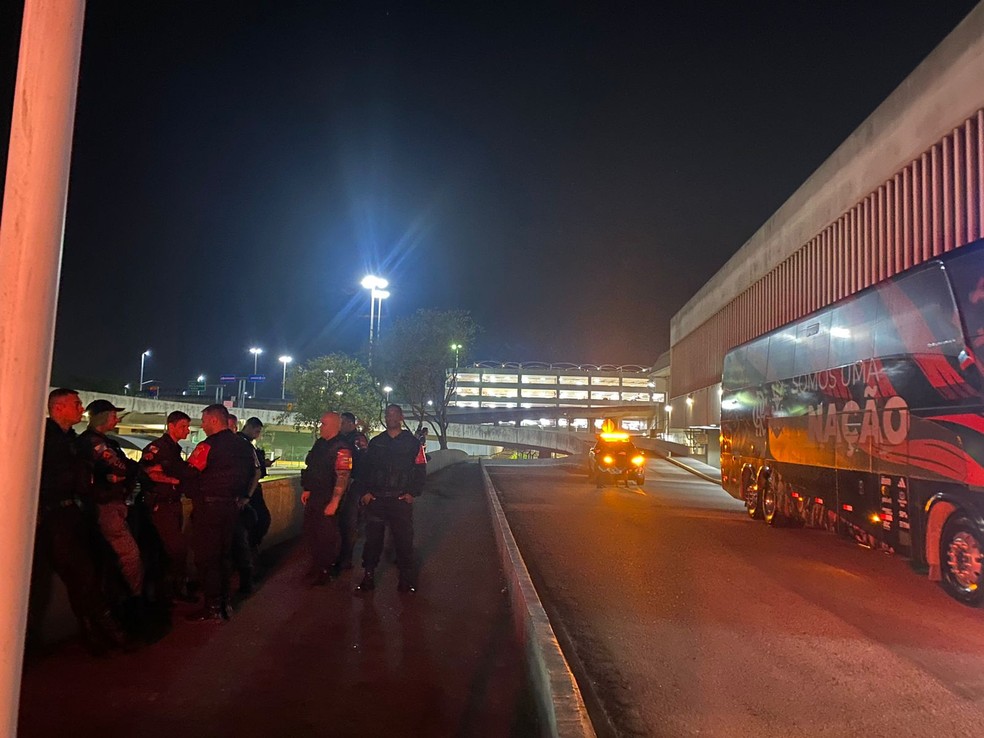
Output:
(762, 474), (784, 527)
(940, 515), (984, 606)
(743, 467), (763, 520)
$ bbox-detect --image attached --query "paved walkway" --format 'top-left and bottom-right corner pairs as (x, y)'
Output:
(18, 462), (538, 737)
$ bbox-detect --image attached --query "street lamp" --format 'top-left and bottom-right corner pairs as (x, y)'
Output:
(249, 347), (263, 398)
(383, 385), (393, 402)
(139, 349), (151, 391)
(361, 275), (389, 364)
(450, 343), (462, 369)
(123, 383), (130, 395)
(197, 374), (206, 396)
(279, 355), (292, 400)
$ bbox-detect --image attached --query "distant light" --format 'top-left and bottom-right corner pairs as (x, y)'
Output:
(279, 355), (292, 364)
(383, 385), (393, 393)
(335, 391), (343, 396)
(427, 400), (434, 406)
(198, 375), (205, 382)
(686, 396), (694, 407)
(143, 349), (151, 357)
(371, 289), (390, 300)
(249, 347), (263, 355)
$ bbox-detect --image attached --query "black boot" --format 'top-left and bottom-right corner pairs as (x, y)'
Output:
(355, 569), (375, 592)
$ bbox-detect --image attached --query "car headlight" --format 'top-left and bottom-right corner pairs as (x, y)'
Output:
(602, 455), (614, 465)
(632, 455), (645, 466)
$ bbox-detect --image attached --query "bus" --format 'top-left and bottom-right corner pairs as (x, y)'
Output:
(720, 237), (984, 605)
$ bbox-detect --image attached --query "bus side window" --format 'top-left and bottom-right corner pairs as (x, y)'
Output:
(793, 311), (831, 377)
(766, 327), (796, 382)
(830, 293), (877, 368)
(876, 265), (961, 357)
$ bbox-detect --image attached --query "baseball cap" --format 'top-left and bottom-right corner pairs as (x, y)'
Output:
(85, 399), (125, 416)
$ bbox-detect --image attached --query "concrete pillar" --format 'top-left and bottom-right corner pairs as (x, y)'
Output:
(0, 1), (86, 732)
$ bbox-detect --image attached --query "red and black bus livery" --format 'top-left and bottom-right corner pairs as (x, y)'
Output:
(721, 237), (984, 604)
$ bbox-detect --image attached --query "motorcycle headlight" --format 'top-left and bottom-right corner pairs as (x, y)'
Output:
(632, 455), (645, 466)
(602, 455), (614, 465)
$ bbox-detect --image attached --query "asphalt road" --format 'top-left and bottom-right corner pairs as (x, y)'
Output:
(488, 458), (984, 738)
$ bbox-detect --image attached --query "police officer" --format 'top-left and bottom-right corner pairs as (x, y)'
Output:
(185, 404), (259, 621)
(334, 411), (368, 575)
(139, 410), (194, 602)
(77, 399), (143, 599)
(227, 413), (258, 594)
(301, 412), (354, 586)
(356, 404), (427, 593)
(239, 417), (272, 549)
(36, 389), (125, 653)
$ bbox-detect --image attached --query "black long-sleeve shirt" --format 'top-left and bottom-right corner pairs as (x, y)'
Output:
(361, 429), (427, 498)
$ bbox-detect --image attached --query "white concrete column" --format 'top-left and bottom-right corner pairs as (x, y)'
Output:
(0, 0), (86, 732)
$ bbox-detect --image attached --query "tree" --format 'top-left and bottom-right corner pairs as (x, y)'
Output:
(377, 309), (479, 450)
(281, 354), (381, 433)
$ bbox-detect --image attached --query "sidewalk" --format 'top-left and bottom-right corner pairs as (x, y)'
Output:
(18, 462), (538, 738)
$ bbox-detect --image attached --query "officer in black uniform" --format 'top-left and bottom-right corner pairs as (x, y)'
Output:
(356, 404), (427, 593)
(36, 388), (125, 653)
(334, 411), (368, 575)
(185, 404), (259, 621)
(301, 412), (354, 586)
(138, 410), (194, 602)
(77, 399), (143, 599)
(239, 417), (272, 548)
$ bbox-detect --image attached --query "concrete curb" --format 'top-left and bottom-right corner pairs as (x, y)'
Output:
(654, 452), (722, 485)
(479, 459), (596, 738)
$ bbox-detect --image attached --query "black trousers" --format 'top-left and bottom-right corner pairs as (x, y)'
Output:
(149, 499), (186, 591)
(192, 501), (238, 606)
(303, 496), (340, 570)
(36, 505), (108, 623)
(248, 486), (271, 547)
(336, 488), (360, 567)
(361, 497), (414, 579)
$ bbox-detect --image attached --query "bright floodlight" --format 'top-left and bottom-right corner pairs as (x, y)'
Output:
(279, 355), (292, 364)
(361, 275), (388, 290)
(249, 347), (263, 355)
(197, 375), (205, 382)
(143, 349), (151, 357)
(383, 385), (393, 393)
(371, 288), (390, 300)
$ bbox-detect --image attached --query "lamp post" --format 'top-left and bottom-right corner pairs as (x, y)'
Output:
(123, 383), (130, 395)
(279, 355), (292, 400)
(383, 385), (393, 403)
(197, 374), (206, 396)
(450, 343), (462, 369)
(139, 349), (151, 391)
(361, 275), (389, 365)
(249, 347), (263, 398)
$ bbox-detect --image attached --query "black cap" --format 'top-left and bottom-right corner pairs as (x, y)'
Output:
(85, 399), (125, 416)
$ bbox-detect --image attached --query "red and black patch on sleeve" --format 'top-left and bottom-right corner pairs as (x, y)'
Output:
(187, 441), (211, 472)
(334, 447), (353, 472)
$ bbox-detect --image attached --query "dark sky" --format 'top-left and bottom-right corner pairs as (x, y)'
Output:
(0, 1), (978, 394)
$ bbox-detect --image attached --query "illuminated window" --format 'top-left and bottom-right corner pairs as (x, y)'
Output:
(559, 390), (589, 400)
(482, 401), (518, 408)
(651, 392), (666, 403)
(591, 376), (620, 386)
(591, 391), (620, 401)
(521, 374), (558, 385)
(453, 401), (479, 408)
(558, 375), (589, 385)
(482, 387), (518, 398)
(620, 392), (651, 402)
(456, 373), (481, 384)
(621, 377), (651, 388)
(482, 373), (518, 383)
(521, 388), (558, 399)
(456, 386), (479, 396)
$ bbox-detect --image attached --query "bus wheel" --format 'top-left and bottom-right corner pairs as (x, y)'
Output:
(744, 477), (763, 520)
(762, 475), (783, 526)
(941, 516), (984, 606)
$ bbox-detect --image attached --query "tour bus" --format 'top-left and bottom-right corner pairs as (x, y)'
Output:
(720, 237), (984, 605)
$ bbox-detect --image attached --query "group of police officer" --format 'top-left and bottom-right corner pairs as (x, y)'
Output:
(37, 389), (427, 654)
(36, 389), (272, 650)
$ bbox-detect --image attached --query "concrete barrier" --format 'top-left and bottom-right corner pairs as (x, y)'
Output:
(480, 459), (596, 738)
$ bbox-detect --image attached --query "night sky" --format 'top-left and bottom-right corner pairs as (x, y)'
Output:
(0, 1), (978, 395)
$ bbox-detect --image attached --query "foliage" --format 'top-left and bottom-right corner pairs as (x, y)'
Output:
(280, 353), (382, 433)
(376, 309), (479, 449)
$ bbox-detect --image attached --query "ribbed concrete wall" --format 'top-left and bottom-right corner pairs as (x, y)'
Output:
(669, 3), (984, 406)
